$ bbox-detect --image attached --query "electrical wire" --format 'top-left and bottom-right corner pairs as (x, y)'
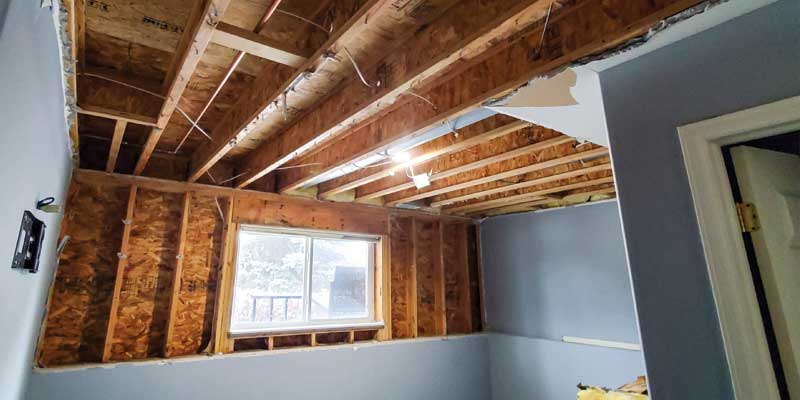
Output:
(343, 47), (373, 88)
(78, 72), (212, 142)
(275, 9), (332, 34)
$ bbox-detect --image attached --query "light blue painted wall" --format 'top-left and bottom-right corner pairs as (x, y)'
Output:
(600, 1), (800, 398)
(0, 1), (73, 399)
(27, 336), (491, 400)
(481, 202), (645, 399)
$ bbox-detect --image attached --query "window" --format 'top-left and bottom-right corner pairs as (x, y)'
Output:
(230, 225), (380, 335)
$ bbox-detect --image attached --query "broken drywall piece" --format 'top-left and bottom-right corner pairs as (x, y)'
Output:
(503, 69), (579, 108)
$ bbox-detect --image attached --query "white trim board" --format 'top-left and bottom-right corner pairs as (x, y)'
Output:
(678, 95), (800, 400)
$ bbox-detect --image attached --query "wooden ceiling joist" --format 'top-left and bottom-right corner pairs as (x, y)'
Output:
(319, 120), (533, 198)
(133, 0), (233, 175)
(355, 135), (576, 202)
(235, 0), (560, 189)
(447, 176), (615, 214)
(210, 22), (310, 68)
(77, 105), (158, 127)
(431, 163), (612, 208)
(187, 0), (394, 183)
(467, 186), (616, 217)
(105, 120), (127, 173)
(386, 147), (608, 207)
(274, 0), (702, 194)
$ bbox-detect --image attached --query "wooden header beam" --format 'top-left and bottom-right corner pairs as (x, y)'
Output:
(274, 0), (704, 194)
(211, 22), (310, 68)
(386, 147), (608, 207)
(236, 0), (558, 189)
(133, 0), (232, 175)
(320, 121), (532, 198)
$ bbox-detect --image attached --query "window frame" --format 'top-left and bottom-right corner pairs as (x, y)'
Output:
(229, 224), (382, 337)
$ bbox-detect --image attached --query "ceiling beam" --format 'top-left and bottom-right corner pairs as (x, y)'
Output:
(446, 176), (615, 214)
(133, 0), (233, 175)
(186, 0), (388, 183)
(355, 135), (576, 202)
(469, 186), (616, 217)
(106, 120), (127, 173)
(211, 22), (310, 68)
(431, 163), (612, 208)
(76, 104), (158, 127)
(274, 0), (703, 193)
(234, 0), (558, 189)
(386, 147), (608, 207)
(320, 120), (532, 198)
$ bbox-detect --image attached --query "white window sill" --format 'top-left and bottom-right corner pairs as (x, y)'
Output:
(229, 321), (385, 339)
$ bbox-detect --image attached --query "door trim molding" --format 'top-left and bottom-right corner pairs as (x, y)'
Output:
(678, 95), (800, 400)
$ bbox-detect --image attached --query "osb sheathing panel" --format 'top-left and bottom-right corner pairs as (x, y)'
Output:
(168, 194), (224, 357)
(443, 221), (470, 334)
(273, 334), (311, 349)
(232, 196), (388, 235)
(316, 331), (349, 345)
(108, 189), (182, 361)
(38, 183), (128, 367)
(415, 220), (437, 337)
(389, 216), (413, 339)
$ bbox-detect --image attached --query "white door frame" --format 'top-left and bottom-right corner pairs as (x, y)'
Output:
(678, 95), (800, 400)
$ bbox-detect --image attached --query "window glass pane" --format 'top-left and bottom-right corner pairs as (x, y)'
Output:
(310, 238), (371, 320)
(231, 231), (306, 329)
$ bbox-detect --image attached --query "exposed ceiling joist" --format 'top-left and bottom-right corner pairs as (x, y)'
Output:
(133, 0), (233, 175)
(186, 0), (395, 183)
(211, 22), (310, 68)
(106, 120), (127, 173)
(386, 147), (608, 207)
(355, 134), (576, 202)
(470, 186), (616, 217)
(431, 163), (612, 208)
(76, 105), (158, 127)
(236, 0), (559, 189)
(320, 120), (533, 198)
(275, 0), (702, 194)
(447, 176), (615, 214)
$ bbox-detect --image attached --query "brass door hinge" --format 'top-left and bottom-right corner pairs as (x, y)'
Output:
(736, 202), (760, 233)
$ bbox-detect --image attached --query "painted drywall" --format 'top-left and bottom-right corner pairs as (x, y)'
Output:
(480, 201), (645, 398)
(599, 0), (800, 398)
(27, 336), (491, 400)
(0, 1), (73, 399)
(488, 334), (644, 400)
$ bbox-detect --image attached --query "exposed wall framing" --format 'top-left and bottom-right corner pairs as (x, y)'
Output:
(36, 170), (481, 367)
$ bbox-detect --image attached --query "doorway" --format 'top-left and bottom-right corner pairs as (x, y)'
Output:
(722, 131), (800, 400)
(678, 95), (800, 400)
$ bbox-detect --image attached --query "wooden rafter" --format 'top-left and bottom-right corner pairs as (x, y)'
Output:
(319, 120), (533, 198)
(211, 22), (310, 68)
(133, 0), (233, 175)
(186, 0), (388, 183)
(387, 147), (608, 207)
(356, 135), (576, 202)
(235, 0), (559, 189)
(275, 0), (703, 194)
(105, 120), (127, 173)
(447, 176), (615, 214)
(471, 186), (616, 217)
(431, 163), (613, 208)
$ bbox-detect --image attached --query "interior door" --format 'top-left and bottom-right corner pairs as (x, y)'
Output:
(731, 145), (800, 398)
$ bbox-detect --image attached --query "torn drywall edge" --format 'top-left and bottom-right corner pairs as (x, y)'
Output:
(51, 0), (78, 160)
(32, 333), (489, 374)
(484, 0), (731, 108)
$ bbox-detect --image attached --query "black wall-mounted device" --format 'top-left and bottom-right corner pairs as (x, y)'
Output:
(12, 211), (46, 273)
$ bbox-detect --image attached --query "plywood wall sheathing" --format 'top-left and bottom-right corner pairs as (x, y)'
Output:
(414, 219), (437, 337)
(38, 183), (128, 366)
(442, 222), (471, 334)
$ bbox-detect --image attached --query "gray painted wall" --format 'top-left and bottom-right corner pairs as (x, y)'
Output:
(481, 202), (645, 399)
(600, 1), (800, 398)
(481, 201), (639, 343)
(0, 1), (72, 399)
(27, 336), (491, 400)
